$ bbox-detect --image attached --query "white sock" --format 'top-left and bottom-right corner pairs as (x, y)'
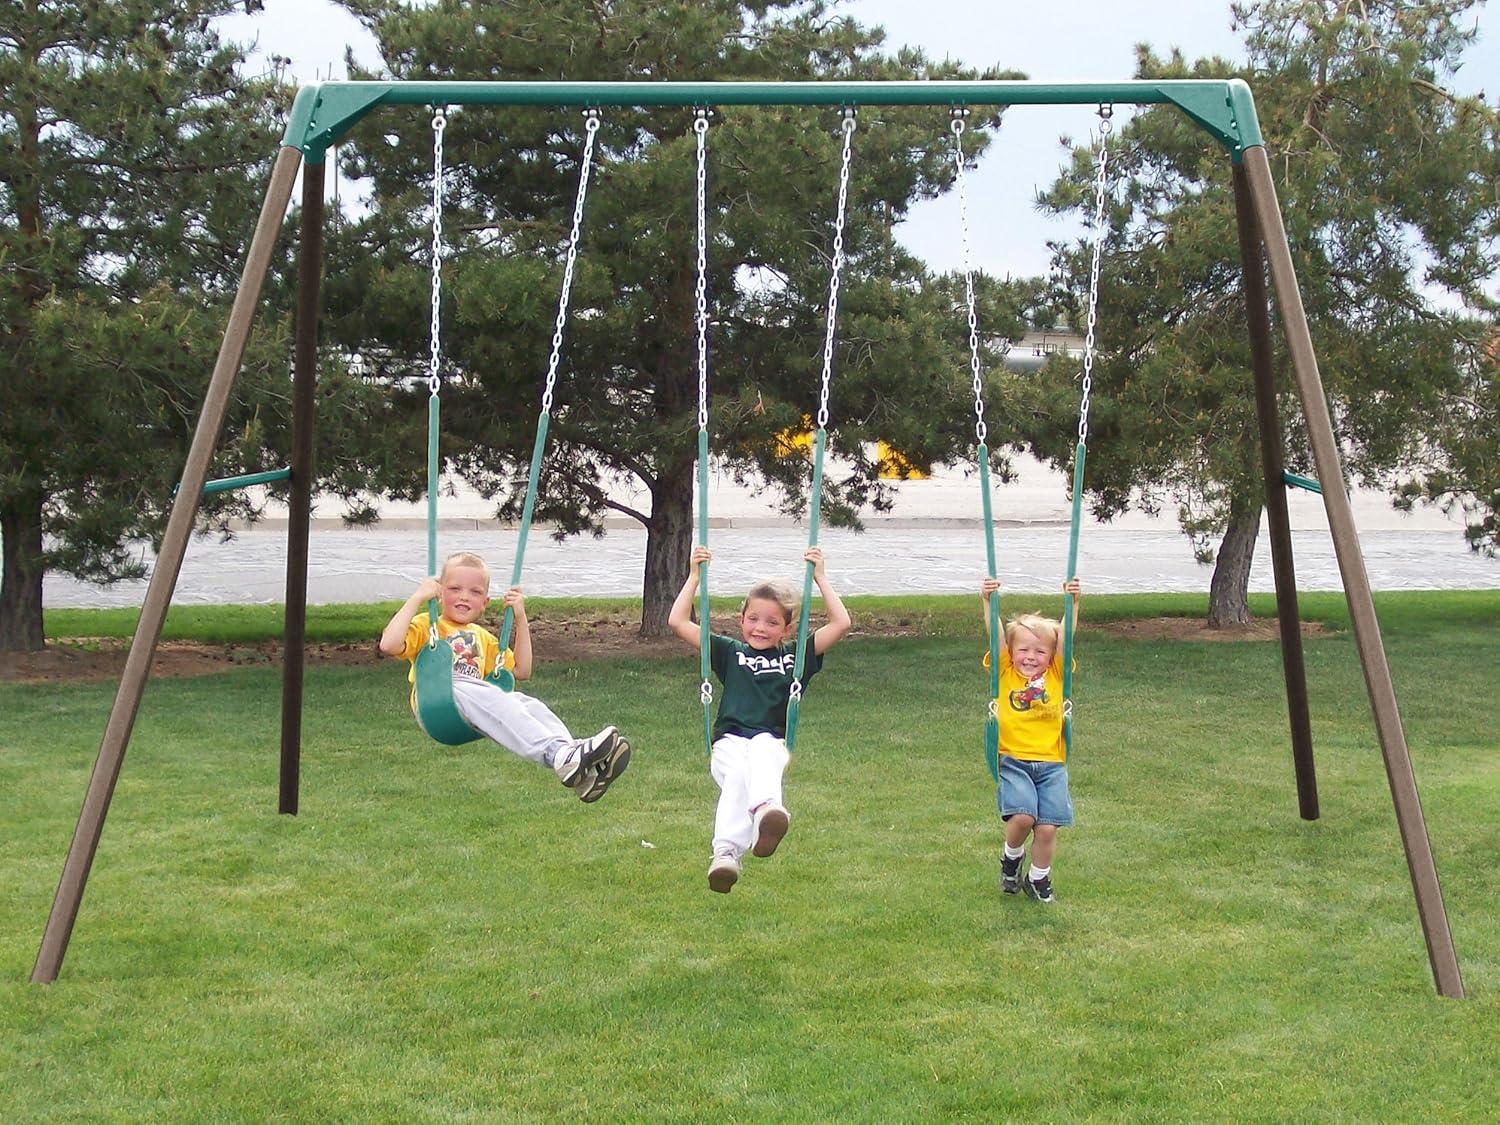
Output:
(1003, 843), (1025, 861)
(1029, 864), (1051, 881)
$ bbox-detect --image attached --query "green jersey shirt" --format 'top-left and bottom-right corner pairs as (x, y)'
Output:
(709, 634), (824, 741)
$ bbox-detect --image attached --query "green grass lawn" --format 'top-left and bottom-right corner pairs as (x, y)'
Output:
(3, 592), (1498, 1119)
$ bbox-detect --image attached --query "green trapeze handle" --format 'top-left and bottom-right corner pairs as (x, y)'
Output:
(1062, 441), (1086, 759)
(697, 428), (714, 754)
(493, 410), (552, 692)
(979, 445), (1002, 782)
(785, 427), (827, 753)
(426, 392), (444, 660)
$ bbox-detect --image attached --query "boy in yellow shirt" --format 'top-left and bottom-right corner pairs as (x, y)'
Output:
(981, 576), (1082, 903)
(380, 551), (630, 802)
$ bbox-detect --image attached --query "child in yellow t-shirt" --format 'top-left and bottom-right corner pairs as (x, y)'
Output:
(379, 551), (630, 803)
(981, 576), (1082, 903)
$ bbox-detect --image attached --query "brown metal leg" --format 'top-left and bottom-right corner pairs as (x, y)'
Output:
(1242, 145), (1464, 999)
(1232, 164), (1319, 821)
(280, 159), (325, 816)
(31, 147), (304, 984)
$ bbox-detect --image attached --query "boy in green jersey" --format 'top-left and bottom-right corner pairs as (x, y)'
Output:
(668, 545), (852, 893)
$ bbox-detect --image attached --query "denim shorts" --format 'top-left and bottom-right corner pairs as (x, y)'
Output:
(998, 755), (1074, 827)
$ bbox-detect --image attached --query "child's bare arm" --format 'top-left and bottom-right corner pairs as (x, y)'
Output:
(667, 546), (711, 649)
(1064, 577), (1082, 631)
(505, 588), (533, 681)
(379, 578), (440, 657)
(979, 576), (1001, 646)
(808, 548), (852, 654)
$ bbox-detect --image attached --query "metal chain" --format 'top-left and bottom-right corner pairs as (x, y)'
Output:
(693, 108), (714, 712)
(425, 108), (448, 649)
(428, 108), (447, 398)
(816, 109), (857, 430)
(541, 110), (602, 414)
(951, 110), (987, 445)
(693, 110), (710, 432)
(1078, 107), (1112, 447)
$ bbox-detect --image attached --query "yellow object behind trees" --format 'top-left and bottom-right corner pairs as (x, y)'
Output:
(774, 424), (927, 479)
(877, 442), (928, 480)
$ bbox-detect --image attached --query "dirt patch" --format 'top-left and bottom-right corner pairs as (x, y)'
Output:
(2, 611), (1329, 685)
(1095, 616), (1333, 643)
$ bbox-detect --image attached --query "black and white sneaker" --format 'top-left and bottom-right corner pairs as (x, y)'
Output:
(576, 729), (632, 804)
(1000, 853), (1023, 895)
(1023, 871), (1056, 904)
(553, 727), (620, 789)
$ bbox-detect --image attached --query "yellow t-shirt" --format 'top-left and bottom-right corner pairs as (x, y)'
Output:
(983, 645), (1067, 763)
(398, 612), (515, 707)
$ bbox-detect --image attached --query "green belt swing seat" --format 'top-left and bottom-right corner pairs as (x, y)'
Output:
(956, 106), (1111, 779)
(412, 106), (601, 745)
(688, 108), (857, 755)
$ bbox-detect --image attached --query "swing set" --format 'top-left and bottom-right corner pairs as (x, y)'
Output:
(29, 80), (1465, 1000)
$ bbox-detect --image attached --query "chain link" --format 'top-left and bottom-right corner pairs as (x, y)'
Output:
(700, 679), (714, 705)
(541, 110), (601, 414)
(788, 679), (803, 702)
(816, 110), (857, 431)
(951, 109), (987, 446)
(428, 108), (447, 397)
(1078, 108), (1112, 447)
(693, 109), (710, 432)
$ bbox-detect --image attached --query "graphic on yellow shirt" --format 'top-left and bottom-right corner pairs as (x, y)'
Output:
(1009, 676), (1049, 712)
(984, 645), (1068, 762)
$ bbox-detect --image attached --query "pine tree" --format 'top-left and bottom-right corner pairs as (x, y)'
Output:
(0, 1), (292, 650)
(326, 0), (1036, 635)
(1029, 0), (1498, 624)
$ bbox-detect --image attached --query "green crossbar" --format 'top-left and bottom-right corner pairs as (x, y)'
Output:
(283, 79), (1263, 164)
(1283, 470), (1323, 494)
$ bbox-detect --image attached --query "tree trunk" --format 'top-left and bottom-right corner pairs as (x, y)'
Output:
(1208, 503), (1262, 628)
(1, 492), (46, 652)
(639, 457), (696, 639)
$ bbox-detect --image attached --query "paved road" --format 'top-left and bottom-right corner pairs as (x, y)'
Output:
(43, 522), (1499, 607)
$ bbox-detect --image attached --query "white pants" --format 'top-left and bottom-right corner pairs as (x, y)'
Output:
(709, 732), (790, 856)
(451, 677), (573, 770)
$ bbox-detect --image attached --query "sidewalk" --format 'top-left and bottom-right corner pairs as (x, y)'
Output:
(44, 455), (1495, 608)
(241, 452), (1465, 534)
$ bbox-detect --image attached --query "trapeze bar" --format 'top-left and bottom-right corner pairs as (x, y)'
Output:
(1282, 470), (1323, 495)
(201, 467), (293, 495)
(284, 79), (1261, 162)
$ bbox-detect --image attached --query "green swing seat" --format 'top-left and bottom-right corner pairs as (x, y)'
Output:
(407, 107), (598, 747)
(412, 632), (515, 747)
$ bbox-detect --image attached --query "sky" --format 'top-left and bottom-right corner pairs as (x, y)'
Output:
(218, 0), (1500, 282)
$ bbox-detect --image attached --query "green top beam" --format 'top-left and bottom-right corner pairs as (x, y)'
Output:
(284, 79), (1262, 164)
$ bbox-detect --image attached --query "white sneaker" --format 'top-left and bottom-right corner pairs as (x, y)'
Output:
(751, 802), (790, 858)
(707, 849), (741, 894)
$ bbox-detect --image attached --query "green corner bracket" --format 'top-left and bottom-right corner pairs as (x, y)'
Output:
(283, 83), (395, 165)
(1161, 78), (1263, 159)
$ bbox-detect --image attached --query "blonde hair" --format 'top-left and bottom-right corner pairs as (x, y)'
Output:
(741, 578), (799, 624)
(1005, 612), (1061, 653)
(441, 551), (491, 587)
